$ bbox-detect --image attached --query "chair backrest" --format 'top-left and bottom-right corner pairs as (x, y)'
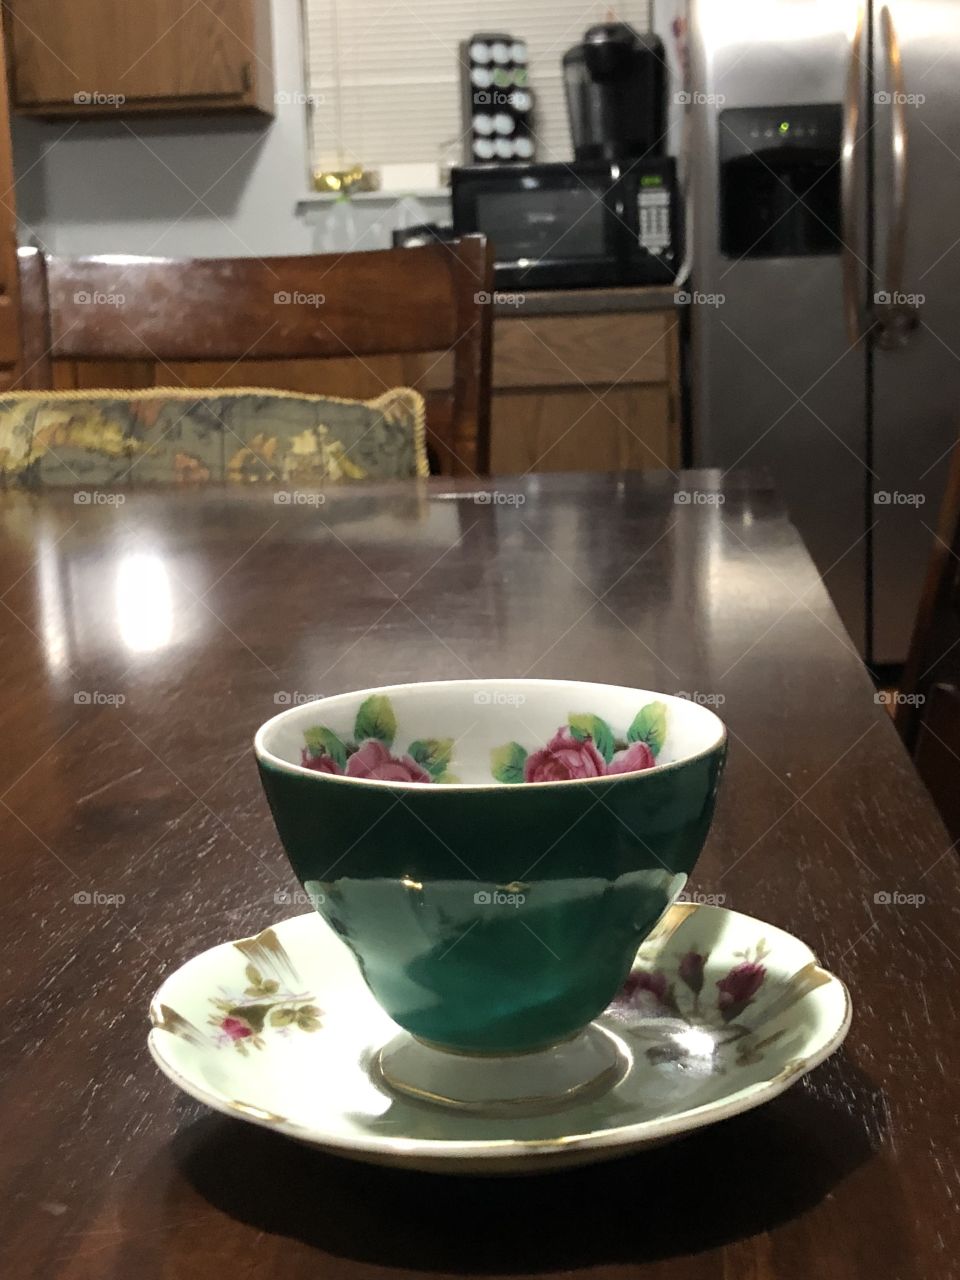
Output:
(16, 237), (494, 476)
(897, 437), (960, 751)
(896, 435), (960, 843)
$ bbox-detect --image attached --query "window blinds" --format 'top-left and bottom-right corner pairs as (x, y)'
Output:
(303, 0), (653, 177)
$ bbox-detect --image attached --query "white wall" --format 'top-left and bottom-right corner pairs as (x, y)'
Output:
(10, 0), (314, 258)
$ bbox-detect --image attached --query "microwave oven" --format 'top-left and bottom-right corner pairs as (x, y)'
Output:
(451, 159), (677, 289)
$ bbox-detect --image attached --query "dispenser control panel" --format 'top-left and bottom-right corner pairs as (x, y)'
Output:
(719, 103), (843, 258)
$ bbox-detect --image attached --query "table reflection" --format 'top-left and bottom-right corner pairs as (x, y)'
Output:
(115, 552), (174, 654)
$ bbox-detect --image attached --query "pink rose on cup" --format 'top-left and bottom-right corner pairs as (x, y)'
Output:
(345, 739), (431, 784)
(523, 730), (657, 782)
(523, 728), (606, 782)
(606, 740), (656, 775)
(301, 749), (343, 775)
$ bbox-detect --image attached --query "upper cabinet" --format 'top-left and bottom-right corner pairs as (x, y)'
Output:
(5, 0), (274, 117)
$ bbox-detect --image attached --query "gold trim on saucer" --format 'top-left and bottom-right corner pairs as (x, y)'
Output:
(148, 1001), (206, 1047)
(234, 925), (301, 985)
(229, 1099), (289, 1124)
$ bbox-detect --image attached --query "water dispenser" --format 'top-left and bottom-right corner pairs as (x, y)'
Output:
(719, 104), (843, 257)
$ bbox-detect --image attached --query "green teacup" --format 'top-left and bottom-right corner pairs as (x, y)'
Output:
(256, 678), (725, 1090)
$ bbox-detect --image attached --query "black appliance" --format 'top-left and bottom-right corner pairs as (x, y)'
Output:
(451, 159), (677, 290)
(563, 23), (666, 163)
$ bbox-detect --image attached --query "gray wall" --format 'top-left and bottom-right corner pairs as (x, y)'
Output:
(11, 0), (314, 258)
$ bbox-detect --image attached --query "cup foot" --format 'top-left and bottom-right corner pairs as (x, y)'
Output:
(372, 1023), (630, 1117)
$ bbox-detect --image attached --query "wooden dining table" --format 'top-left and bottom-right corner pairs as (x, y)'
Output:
(1, 469), (958, 1280)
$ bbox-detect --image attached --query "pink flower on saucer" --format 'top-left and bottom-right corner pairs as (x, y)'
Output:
(716, 962), (766, 1020)
(220, 1016), (253, 1041)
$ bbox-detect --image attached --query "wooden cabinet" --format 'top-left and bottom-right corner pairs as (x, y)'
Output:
(6, 0), (274, 117)
(488, 292), (681, 474)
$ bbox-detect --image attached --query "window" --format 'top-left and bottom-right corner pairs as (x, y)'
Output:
(303, 0), (653, 183)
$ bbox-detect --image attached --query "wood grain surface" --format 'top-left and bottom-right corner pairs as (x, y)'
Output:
(0, 471), (957, 1279)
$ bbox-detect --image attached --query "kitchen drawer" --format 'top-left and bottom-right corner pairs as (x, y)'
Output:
(494, 310), (674, 389)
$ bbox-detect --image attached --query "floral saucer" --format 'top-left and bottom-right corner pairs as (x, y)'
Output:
(148, 903), (851, 1175)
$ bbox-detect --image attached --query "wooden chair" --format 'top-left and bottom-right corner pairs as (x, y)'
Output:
(15, 237), (494, 476)
(896, 436), (960, 843)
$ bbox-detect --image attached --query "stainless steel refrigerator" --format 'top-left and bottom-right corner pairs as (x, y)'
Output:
(685, 0), (960, 662)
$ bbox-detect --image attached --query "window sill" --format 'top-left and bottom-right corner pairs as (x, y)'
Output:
(296, 190), (450, 210)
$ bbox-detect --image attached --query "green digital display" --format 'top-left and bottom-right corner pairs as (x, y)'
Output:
(640, 174), (663, 187)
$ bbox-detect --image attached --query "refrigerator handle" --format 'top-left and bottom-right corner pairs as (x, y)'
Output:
(875, 4), (921, 349)
(841, 0), (867, 347)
